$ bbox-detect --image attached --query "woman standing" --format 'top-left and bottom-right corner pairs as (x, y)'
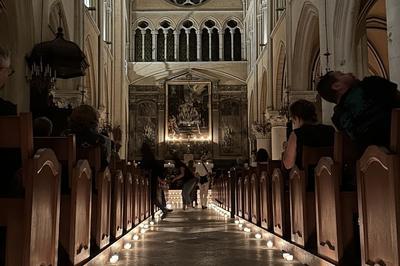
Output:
(171, 156), (197, 210)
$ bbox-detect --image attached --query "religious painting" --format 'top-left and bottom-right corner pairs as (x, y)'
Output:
(166, 82), (211, 140)
(219, 99), (242, 155)
(133, 101), (158, 154)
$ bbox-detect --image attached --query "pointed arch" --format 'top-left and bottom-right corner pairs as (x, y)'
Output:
(292, 1), (320, 91)
(132, 17), (155, 31)
(48, 0), (70, 39)
(275, 42), (286, 109)
(199, 17), (222, 31)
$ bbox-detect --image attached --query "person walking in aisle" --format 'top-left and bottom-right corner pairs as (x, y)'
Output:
(171, 155), (197, 210)
(195, 154), (212, 209)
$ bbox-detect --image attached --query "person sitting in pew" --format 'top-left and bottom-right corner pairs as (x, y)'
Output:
(0, 46), (22, 197)
(63, 104), (111, 169)
(316, 71), (400, 155)
(0, 46), (16, 116)
(33, 116), (53, 136)
(283, 99), (335, 173)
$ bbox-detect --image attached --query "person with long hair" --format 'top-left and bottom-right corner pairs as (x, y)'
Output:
(171, 155), (197, 210)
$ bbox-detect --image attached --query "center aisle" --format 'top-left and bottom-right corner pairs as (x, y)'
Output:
(107, 207), (302, 266)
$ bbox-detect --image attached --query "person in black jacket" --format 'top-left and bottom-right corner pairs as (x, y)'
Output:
(317, 71), (400, 155)
(141, 143), (170, 219)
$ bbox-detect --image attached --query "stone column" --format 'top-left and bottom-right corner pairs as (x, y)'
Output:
(386, 0), (400, 86)
(185, 28), (190, 61)
(174, 31), (179, 61)
(230, 28), (234, 61)
(208, 29), (212, 61)
(152, 31), (157, 61)
(197, 31), (201, 61)
(141, 29), (146, 61)
(219, 32), (224, 61)
(164, 29), (168, 61)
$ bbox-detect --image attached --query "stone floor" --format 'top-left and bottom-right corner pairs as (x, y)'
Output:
(106, 206), (302, 266)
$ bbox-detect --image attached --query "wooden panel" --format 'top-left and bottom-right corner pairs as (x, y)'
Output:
(315, 157), (342, 262)
(243, 172), (251, 221)
(25, 149), (60, 266)
(272, 168), (285, 237)
(259, 167), (271, 230)
(140, 176), (145, 221)
(111, 170), (124, 239)
(134, 173), (141, 225)
(236, 174), (243, 218)
(124, 171), (133, 231)
(289, 166), (307, 247)
(250, 170), (260, 225)
(95, 168), (111, 249)
(358, 146), (400, 266)
(69, 160), (92, 265)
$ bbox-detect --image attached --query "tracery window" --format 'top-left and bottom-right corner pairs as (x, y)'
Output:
(224, 20), (241, 61)
(134, 21), (153, 62)
(201, 20), (219, 61)
(179, 20), (197, 61)
(165, 0), (209, 6)
(157, 21), (175, 61)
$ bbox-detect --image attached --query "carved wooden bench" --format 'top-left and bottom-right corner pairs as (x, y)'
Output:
(289, 146), (333, 249)
(77, 146), (111, 250)
(0, 113), (60, 266)
(34, 135), (92, 265)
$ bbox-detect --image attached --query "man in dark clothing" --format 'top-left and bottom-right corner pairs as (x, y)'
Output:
(141, 143), (171, 219)
(317, 71), (400, 155)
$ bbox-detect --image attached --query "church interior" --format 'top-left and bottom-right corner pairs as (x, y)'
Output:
(1, 0), (400, 265)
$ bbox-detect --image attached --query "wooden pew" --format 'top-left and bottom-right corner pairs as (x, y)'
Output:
(250, 167), (260, 225)
(356, 109), (400, 266)
(119, 161), (133, 232)
(272, 168), (290, 239)
(289, 146), (333, 249)
(110, 168), (124, 240)
(357, 146), (400, 266)
(314, 132), (358, 264)
(0, 113), (60, 266)
(236, 170), (244, 218)
(258, 163), (272, 230)
(243, 169), (251, 221)
(139, 175), (146, 221)
(77, 146), (111, 250)
(34, 135), (92, 265)
(131, 167), (141, 225)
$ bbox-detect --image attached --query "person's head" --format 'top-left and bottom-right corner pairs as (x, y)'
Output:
(256, 148), (269, 163)
(316, 71), (358, 103)
(70, 104), (99, 131)
(33, 116), (53, 136)
(0, 46), (13, 90)
(289, 99), (318, 129)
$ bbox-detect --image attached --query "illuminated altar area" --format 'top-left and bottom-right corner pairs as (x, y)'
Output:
(128, 70), (248, 161)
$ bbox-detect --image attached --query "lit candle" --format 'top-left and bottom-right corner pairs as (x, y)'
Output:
(124, 242), (132, 249)
(109, 254), (119, 263)
(255, 233), (262, 239)
(267, 240), (273, 248)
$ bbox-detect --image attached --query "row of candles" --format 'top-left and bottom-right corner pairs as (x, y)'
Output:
(108, 210), (163, 263)
(108, 202), (297, 264)
(209, 203), (296, 262)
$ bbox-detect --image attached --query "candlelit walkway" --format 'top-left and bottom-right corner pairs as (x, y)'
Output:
(104, 207), (302, 266)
